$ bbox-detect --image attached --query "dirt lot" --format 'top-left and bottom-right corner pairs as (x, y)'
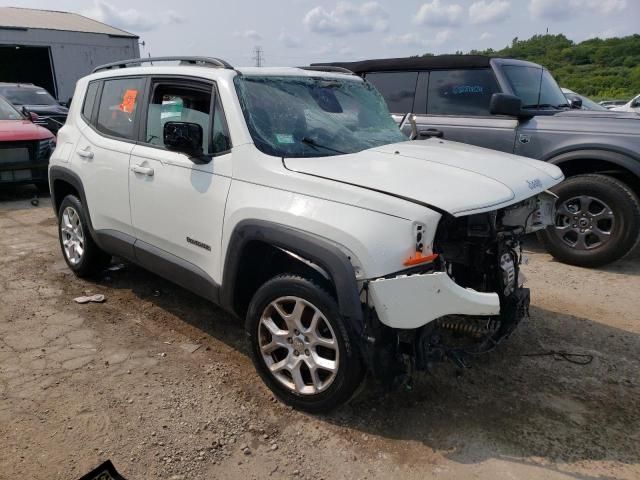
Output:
(1, 187), (639, 480)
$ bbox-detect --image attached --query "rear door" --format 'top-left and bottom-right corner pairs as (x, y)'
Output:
(73, 76), (145, 237)
(128, 77), (232, 290)
(416, 69), (517, 152)
(364, 71), (424, 123)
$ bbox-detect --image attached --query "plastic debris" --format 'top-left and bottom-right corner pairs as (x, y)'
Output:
(74, 294), (105, 304)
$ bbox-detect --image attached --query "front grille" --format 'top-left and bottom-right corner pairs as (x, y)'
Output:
(0, 139), (52, 182)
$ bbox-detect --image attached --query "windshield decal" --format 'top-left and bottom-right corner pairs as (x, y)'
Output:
(275, 133), (295, 144)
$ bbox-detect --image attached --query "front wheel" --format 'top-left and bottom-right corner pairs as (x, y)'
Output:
(246, 275), (364, 413)
(538, 174), (640, 267)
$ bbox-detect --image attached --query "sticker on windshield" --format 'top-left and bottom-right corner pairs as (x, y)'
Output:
(275, 133), (295, 144)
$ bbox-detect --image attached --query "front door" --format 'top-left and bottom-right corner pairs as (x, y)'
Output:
(415, 69), (517, 153)
(128, 78), (233, 292)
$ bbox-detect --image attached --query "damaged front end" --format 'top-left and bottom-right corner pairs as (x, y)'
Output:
(361, 191), (556, 382)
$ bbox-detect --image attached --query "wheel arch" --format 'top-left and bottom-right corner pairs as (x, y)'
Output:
(547, 149), (640, 198)
(49, 166), (101, 244)
(221, 220), (363, 334)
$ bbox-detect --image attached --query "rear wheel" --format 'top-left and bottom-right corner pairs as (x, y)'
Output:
(539, 174), (640, 267)
(246, 275), (364, 413)
(58, 195), (111, 277)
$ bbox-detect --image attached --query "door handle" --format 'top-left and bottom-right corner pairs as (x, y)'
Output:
(131, 164), (154, 176)
(418, 128), (444, 138)
(76, 148), (94, 159)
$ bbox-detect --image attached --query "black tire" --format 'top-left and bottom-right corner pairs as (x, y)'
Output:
(57, 194), (111, 277)
(246, 274), (364, 413)
(538, 174), (640, 267)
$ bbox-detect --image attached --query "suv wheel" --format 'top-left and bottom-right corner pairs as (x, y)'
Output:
(246, 275), (364, 413)
(539, 174), (640, 267)
(58, 195), (111, 277)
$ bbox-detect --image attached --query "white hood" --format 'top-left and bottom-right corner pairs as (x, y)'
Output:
(284, 140), (564, 216)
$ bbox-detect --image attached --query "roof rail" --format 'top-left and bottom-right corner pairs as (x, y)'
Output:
(298, 66), (355, 75)
(92, 56), (234, 73)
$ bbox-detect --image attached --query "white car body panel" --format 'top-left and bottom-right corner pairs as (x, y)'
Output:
(129, 144), (232, 283)
(611, 94), (640, 113)
(369, 272), (500, 329)
(285, 140), (563, 216)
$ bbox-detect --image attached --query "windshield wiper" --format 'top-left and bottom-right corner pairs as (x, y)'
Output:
(301, 137), (347, 155)
(522, 103), (560, 110)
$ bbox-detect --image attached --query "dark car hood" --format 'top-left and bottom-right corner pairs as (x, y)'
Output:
(22, 104), (69, 116)
(553, 110), (639, 120)
(527, 109), (640, 135)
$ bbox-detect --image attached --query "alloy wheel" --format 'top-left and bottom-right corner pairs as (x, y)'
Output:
(258, 296), (339, 395)
(552, 195), (615, 250)
(61, 206), (85, 265)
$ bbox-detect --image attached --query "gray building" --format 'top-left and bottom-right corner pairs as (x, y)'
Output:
(0, 7), (140, 101)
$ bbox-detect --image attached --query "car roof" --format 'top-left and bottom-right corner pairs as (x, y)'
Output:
(315, 55), (542, 73)
(85, 65), (363, 83)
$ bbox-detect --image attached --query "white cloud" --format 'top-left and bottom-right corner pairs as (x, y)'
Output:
(469, 0), (511, 24)
(234, 30), (263, 41)
(385, 29), (452, 48)
(529, 0), (627, 20)
(279, 32), (302, 48)
(414, 0), (463, 27)
(83, 0), (184, 32)
(317, 42), (353, 57)
(384, 33), (428, 48)
(434, 29), (453, 46)
(304, 2), (389, 36)
(480, 31), (494, 40)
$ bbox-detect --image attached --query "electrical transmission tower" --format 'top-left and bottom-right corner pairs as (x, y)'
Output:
(252, 46), (264, 67)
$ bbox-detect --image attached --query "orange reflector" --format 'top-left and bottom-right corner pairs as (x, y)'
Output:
(403, 252), (439, 267)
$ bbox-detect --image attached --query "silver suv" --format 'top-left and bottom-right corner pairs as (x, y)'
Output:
(322, 55), (640, 267)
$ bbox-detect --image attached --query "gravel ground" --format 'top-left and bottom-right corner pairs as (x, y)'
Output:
(1, 187), (639, 480)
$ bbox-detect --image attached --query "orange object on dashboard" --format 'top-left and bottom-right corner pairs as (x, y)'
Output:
(119, 89), (138, 113)
(403, 252), (439, 267)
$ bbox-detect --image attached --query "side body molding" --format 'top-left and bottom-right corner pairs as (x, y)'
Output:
(221, 220), (363, 333)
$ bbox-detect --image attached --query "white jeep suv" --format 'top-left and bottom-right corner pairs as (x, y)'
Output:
(49, 57), (563, 412)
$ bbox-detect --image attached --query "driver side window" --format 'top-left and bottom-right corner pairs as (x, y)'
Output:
(146, 83), (212, 153)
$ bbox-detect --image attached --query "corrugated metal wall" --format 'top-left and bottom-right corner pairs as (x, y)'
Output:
(0, 28), (139, 101)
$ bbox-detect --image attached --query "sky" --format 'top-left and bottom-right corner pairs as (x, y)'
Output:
(5, 0), (639, 66)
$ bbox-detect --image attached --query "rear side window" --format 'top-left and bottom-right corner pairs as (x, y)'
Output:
(365, 71), (418, 113)
(82, 81), (99, 122)
(427, 69), (500, 116)
(96, 77), (145, 139)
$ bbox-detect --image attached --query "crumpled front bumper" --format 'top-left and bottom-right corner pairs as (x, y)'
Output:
(368, 271), (501, 329)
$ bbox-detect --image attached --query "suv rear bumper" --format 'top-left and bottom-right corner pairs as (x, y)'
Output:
(368, 271), (500, 329)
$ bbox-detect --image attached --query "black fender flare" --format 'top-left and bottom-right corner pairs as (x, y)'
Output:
(546, 149), (640, 180)
(49, 166), (87, 215)
(221, 219), (363, 334)
(49, 166), (100, 242)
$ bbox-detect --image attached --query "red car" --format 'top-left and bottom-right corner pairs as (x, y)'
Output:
(0, 95), (55, 190)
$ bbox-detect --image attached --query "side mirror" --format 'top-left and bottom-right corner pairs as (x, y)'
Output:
(568, 97), (583, 109)
(22, 106), (38, 123)
(490, 93), (527, 118)
(163, 121), (203, 157)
